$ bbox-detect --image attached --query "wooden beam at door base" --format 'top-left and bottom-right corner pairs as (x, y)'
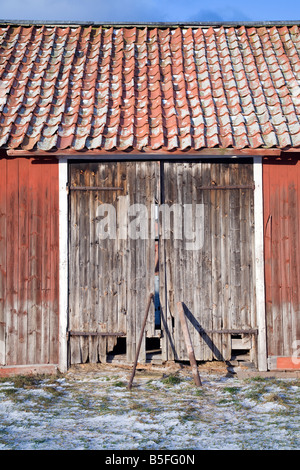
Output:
(68, 331), (126, 337)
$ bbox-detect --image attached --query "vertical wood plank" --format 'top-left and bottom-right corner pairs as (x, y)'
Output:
(192, 162), (202, 361)
(253, 156), (268, 371)
(18, 158), (29, 365)
(6, 159), (19, 365)
(41, 159), (51, 364)
(0, 159), (6, 365)
(58, 157), (69, 372)
(200, 161), (213, 361)
(50, 159), (59, 365)
(88, 163), (98, 362)
(220, 162), (231, 360)
(159, 161), (168, 361)
(263, 157), (300, 366)
(69, 163), (82, 363)
(211, 163), (222, 360)
(126, 162), (137, 362)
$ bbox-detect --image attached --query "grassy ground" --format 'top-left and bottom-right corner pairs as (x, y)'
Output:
(0, 363), (299, 450)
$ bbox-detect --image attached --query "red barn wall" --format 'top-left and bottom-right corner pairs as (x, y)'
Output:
(0, 157), (59, 373)
(263, 156), (300, 369)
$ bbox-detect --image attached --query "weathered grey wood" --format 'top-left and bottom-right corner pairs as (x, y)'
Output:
(69, 331), (126, 336)
(69, 165), (82, 363)
(162, 161), (256, 363)
(97, 163), (108, 363)
(68, 186), (123, 191)
(177, 302), (202, 387)
(201, 161), (213, 361)
(128, 293), (154, 390)
(69, 161), (157, 365)
(219, 163), (231, 360)
(69, 160), (256, 366)
(211, 163), (222, 360)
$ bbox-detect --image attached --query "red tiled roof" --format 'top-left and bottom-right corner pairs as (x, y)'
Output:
(1, 23), (300, 152)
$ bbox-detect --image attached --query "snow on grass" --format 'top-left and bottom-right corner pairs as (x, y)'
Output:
(0, 366), (299, 450)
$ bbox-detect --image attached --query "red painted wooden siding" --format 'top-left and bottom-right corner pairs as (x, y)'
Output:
(263, 156), (300, 365)
(0, 157), (59, 367)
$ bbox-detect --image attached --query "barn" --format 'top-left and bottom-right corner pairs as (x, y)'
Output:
(0, 20), (299, 376)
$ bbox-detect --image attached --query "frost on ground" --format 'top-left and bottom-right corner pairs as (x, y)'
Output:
(0, 363), (299, 450)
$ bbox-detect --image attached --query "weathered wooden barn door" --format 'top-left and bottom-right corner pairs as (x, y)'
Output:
(68, 161), (158, 364)
(160, 160), (257, 363)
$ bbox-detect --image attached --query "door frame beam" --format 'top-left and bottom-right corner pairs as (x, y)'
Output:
(253, 156), (268, 371)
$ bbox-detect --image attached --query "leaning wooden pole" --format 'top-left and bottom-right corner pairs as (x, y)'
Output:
(128, 293), (154, 390)
(177, 301), (202, 387)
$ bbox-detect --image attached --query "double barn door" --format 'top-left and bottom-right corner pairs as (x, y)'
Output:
(68, 160), (256, 365)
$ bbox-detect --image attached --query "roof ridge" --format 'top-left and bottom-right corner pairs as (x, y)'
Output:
(0, 20), (300, 28)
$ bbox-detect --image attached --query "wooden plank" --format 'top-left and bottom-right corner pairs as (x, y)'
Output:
(128, 293), (154, 389)
(58, 158), (69, 373)
(18, 159), (29, 365)
(69, 163), (82, 364)
(184, 163), (196, 361)
(108, 162), (119, 356)
(88, 163), (98, 363)
(134, 162), (146, 363)
(159, 161), (168, 361)
(229, 164), (242, 332)
(196, 184), (255, 190)
(178, 162), (188, 361)
(49, 159), (59, 365)
(177, 302), (202, 387)
(69, 331), (126, 337)
(145, 162), (156, 339)
(199, 161), (213, 361)
(68, 186), (123, 191)
(126, 162), (137, 363)
(219, 162), (231, 360)
(263, 157), (300, 367)
(192, 162), (202, 361)
(172, 162), (182, 359)
(264, 160), (281, 358)
(290, 159), (300, 357)
(211, 163), (223, 360)
(41, 159), (51, 365)
(116, 175), (129, 339)
(0, 159), (6, 365)
(6, 159), (19, 365)
(35, 163), (43, 364)
(97, 162), (108, 362)
(80, 166), (91, 362)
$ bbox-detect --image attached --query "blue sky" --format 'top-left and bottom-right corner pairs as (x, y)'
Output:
(0, 0), (299, 23)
